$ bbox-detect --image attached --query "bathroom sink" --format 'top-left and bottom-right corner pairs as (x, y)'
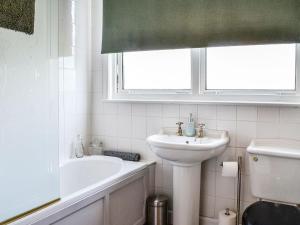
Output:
(147, 128), (229, 225)
(147, 129), (229, 165)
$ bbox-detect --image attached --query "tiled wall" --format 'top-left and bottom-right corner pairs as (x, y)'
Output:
(92, 99), (300, 219)
(89, 0), (300, 221)
(58, 0), (92, 162)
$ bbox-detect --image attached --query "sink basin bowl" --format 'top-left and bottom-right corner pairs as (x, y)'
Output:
(147, 129), (229, 165)
(147, 128), (229, 225)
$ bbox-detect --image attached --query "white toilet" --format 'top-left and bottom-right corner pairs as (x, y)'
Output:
(243, 139), (300, 225)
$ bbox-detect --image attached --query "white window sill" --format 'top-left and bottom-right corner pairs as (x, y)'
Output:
(103, 98), (300, 106)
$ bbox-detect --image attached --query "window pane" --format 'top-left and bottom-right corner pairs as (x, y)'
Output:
(206, 44), (296, 90)
(123, 49), (191, 90)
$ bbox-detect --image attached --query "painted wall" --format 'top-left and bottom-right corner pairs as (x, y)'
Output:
(90, 0), (300, 222)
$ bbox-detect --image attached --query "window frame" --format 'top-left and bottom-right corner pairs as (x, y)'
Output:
(107, 44), (300, 104)
(116, 49), (199, 95)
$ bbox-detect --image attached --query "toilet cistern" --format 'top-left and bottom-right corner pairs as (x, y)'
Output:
(247, 138), (300, 205)
(243, 139), (300, 225)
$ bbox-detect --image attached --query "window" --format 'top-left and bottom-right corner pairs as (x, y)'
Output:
(206, 44), (296, 90)
(122, 49), (192, 90)
(109, 44), (299, 103)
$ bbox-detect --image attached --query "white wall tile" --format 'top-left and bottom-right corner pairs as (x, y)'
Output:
(236, 121), (256, 148)
(162, 104), (180, 118)
(162, 117), (179, 128)
(93, 115), (105, 136)
(201, 171), (216, 196)
(91, 48), (102, 72)
(117, 138), (132, 152)
(132, 104), (146, 116)
(91, 0), (102, 53)
(237, 106), (257, 121)
(200, 196), (215, 218)
(92, 94), (103, 115)
(280, 123), (300, 140)
(217, 105), (236, 121)
(131, 139), (147, 159)
(155, 162), (164, 188)
(132, 116), (147, 139)
(198, 104), (217, 120)
(146, 104), (162, 117)
(256, 122), (280, 139)
(280, 107), (300, 123)
(75, 93), (91, 115)
(257, 106), (279, 122)
(117, 103), (132, 116)
(199, 119), (217, 130)
(103, 102), (118, 115)
(117, 115), (132, 138)
(216, 172), (235, 199)
(64, 92), (76, 115)
(92, 71), (102, 94)
(180, 104), (197, 118)
(202, 158), (217, 172)
(162, 161), (173, 190)
(147, 117), (162, 136)
(217, 120), (237, 147)
(63, 69), (77, 92)
(102, 136), (117, 150)
(102, 115), (117, 137)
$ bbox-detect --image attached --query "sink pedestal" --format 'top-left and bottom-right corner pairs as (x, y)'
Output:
(173, 163), (201, 225)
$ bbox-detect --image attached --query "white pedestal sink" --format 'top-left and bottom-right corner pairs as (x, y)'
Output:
(147, 129), (229, 225)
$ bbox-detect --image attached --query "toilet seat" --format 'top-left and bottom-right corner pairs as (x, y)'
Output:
(242, 201), (300, 225)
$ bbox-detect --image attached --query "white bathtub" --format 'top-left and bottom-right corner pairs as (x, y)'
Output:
(12, 156), (154, 225)
(60, 156), (123, 197)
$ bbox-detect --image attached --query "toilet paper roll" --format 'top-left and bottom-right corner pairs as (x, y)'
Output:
(222, 162), (238, 177)
(218, 209), (236, 225)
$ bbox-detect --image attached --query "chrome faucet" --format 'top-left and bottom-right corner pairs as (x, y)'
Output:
(176, 122), (184, 136)
(197, 123), (205, 138)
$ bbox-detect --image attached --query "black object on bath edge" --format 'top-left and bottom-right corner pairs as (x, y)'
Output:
(103, 151), (141, 162)
(0, 0), (36, 34)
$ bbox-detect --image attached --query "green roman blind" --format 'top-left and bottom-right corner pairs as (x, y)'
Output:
(102, 0), (300, 53)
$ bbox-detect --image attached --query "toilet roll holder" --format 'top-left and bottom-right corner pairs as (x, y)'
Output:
(220, 156), (242, 225)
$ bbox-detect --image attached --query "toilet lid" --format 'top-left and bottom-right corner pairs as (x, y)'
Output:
(242, 201), (300, 225)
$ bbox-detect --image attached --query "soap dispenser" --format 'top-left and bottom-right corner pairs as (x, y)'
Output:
(75, 134), (84, 158)
(185, 113), (196, 137)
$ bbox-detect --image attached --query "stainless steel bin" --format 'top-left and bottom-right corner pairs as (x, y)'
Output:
(147, 195), (168, 225)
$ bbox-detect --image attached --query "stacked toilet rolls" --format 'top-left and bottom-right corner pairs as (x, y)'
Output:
(219, 209), (236, 225)
(219, 162), (238, 225)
